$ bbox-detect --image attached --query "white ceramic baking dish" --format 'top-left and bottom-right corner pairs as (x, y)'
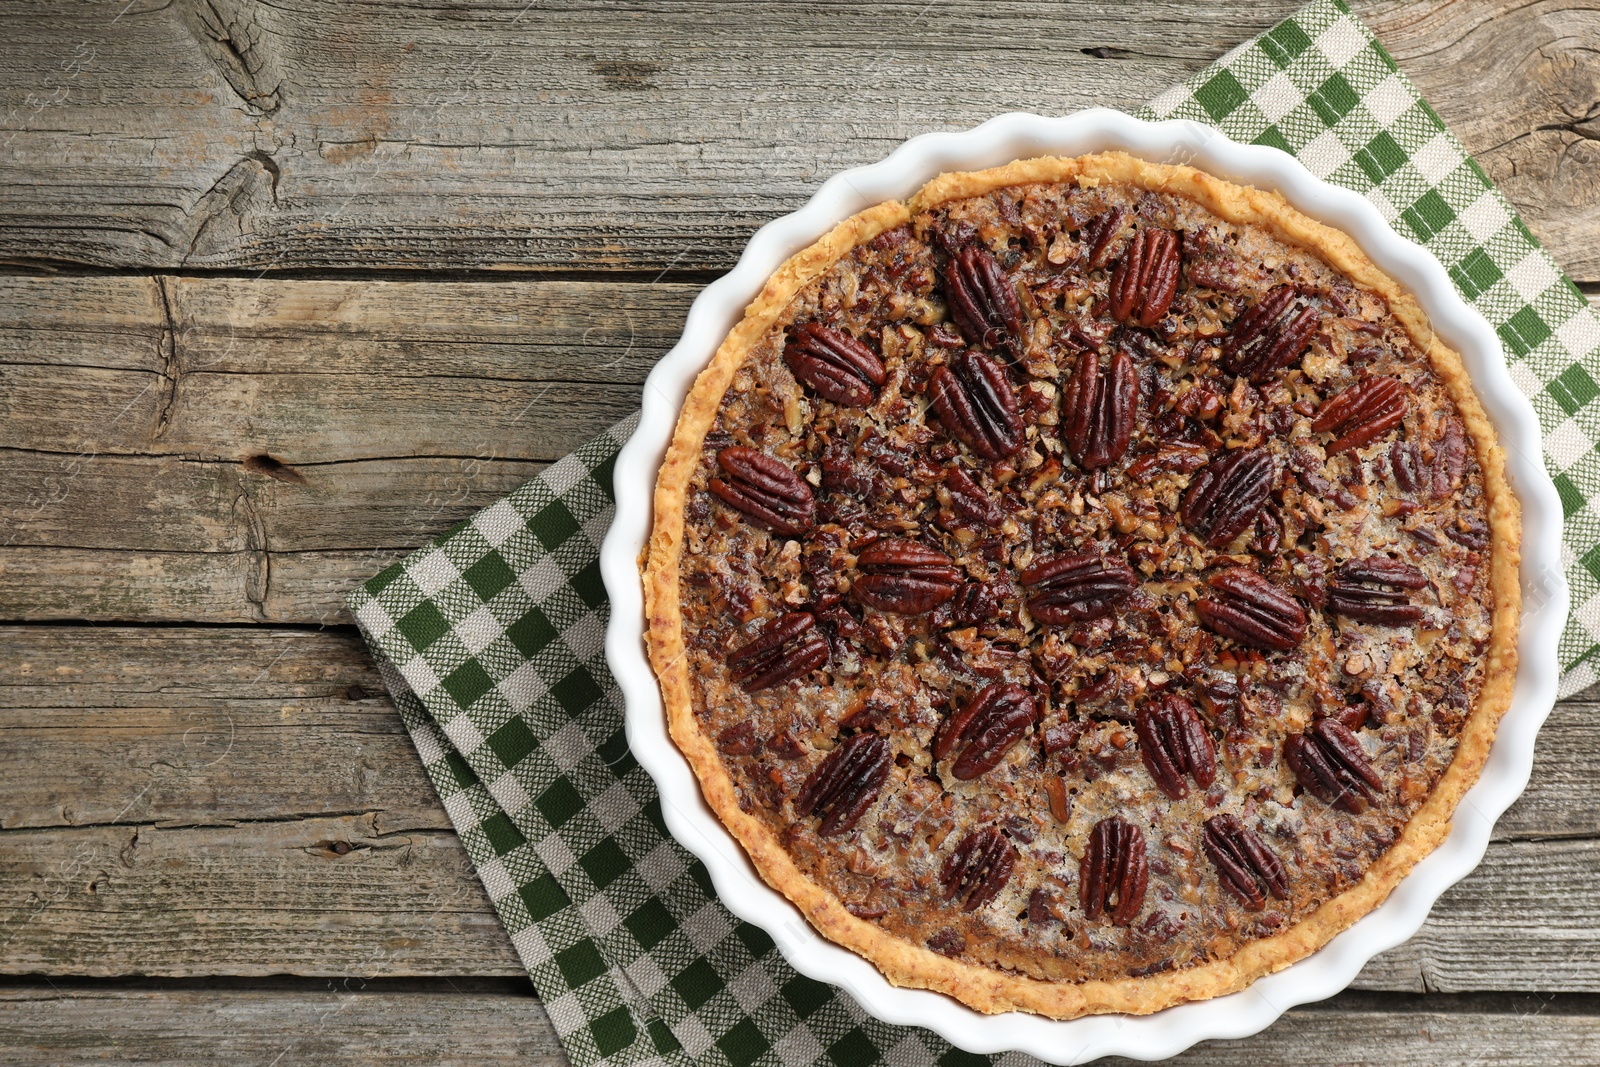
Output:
(599, 110), (1566, 1063)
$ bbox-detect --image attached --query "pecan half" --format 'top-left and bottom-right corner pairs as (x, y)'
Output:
(725, 612), (830, 691)
(1391, 440), (1427, 494)
(1328, 557), (1427, 625)
(796, 731), (891, 836)
(708, 447), (815, 537)
(942, 244), (1025, 358)
(1062, 346), (1136, 469)
(852, 539), (962, 614)
(929, 350), (1025, 461)
(1020, 550), (1137, 624)
(1221, 286), (1320, 383)
(944, 579), (1006, 628)
(1196, 568), (1308, 652)
(934, 682), (1039, 780)
(941, 825), (1017, 911)
(1080, 206), (1128, 270)
(1284, 718), (1381, 813)
(1181, 447), (1274, 548)
(783, 322), (886, 407)
(718, 721), (760, 756)
(1432, 417), (1468, 500)
(1080, 816), (1148, 925)
(1311, 376), (1407, 455)
(1109, 228), (1181, 327)
(1202, 814), (1289, 910)
(1136, 695), (1216, 800)
(944, 465), (1003, 527)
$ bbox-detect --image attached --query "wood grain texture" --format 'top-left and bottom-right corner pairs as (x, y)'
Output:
(1, 627), (1598, 989)
(0, 273), (687, 622)
(0, 985), (567, 1066)
(0, 0), (1594, 279)
(0, 815), (524, 977)
(0, 273), (673, 464)
(0, 627), (440, 831)
(0, 987), (1597, 1065)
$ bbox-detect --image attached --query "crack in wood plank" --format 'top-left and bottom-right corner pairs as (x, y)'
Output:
(152, 275), (179, 439)
(230, 465), (271, 617)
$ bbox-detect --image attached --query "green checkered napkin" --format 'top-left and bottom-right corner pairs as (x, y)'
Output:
(349, 2), (1598, 1062)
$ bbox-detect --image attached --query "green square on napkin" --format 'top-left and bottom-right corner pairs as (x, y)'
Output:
(350, 2), (1598, 1062)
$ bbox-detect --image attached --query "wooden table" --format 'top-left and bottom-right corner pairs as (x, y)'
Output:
(2, 1), (1597, 1062)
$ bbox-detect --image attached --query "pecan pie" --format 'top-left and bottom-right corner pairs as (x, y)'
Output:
(645, 153), (1519, 1018)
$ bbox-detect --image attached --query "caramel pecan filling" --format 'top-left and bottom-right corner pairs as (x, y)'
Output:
(678, 178), (1492, 982)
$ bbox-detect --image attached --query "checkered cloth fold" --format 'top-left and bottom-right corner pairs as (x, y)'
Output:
(349, 2), (1597, 1063)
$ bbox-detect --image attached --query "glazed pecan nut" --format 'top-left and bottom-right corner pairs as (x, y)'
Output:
(929, 350), (1025, 461)
(1432, 418), (1468, 499)
(1196, 567), (1308, 652)
(1126, 440), (1209, 484)
(1328, 557), (1427, 625)
(1284, 718), (1382, 814)
(708, 447), (816, 537)
(1062, 345), (1136, 470)
(783, 321), (887, 407)
(944, 465), (1003, 527)
(1108, 228), (1182, 328)
(940, 825), (1017, 912)
(1390, 439), (1427, 494)
(934, 682), (1039, 780)
(1136, 695), (1217, 801)
(942, 244), (1026, 358)
(1080, 206), (1128, 270)
(1221, 285), (1320, 383)
(1020, 550), (1137, 624)
(1181, 447), (1274, 548)
(1080, 816), (1149, 925)
(851, 538), (962, 614)
(1202, 814), (1290, 910)
(795, 731), (891, 836)
(1311, 375), (1408, 455)
(725, 612), (830, 692)
(944, 579), (1006, 628)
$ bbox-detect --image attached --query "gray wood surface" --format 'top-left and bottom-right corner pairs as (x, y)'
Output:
(0, 1), (1595, 279)
(0, 986), (1597, 1066)
(2, 0), (1597, 1062)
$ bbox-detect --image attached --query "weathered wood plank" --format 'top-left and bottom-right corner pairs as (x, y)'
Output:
(0, 987), (1597, 1066)
(0, 625), (525, 976)
(0, 451), (545, 555)
(0, 273), (684, 463)
(0, 815), (524, 977)
(0, 627), (444, 831)
(0, 985), (568, 1067)
(1, 0), (1594, 280)
(2, 626), (1597, 986)
(0, 272), (688, 621)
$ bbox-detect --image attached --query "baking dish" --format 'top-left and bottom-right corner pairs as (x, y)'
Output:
(600, 110), (1565, 1062)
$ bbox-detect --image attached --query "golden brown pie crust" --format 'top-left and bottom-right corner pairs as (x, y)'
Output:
(644, 153), (1520, 1019)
